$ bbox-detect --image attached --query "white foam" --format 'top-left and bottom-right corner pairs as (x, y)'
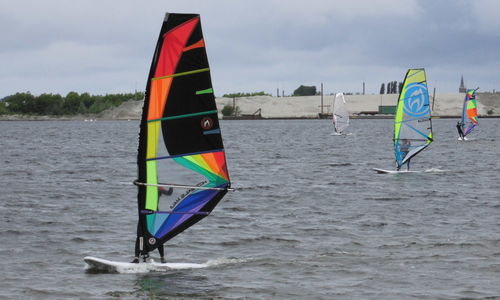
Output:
(205, 257), (250, 267)
(424, 168), (448, 173)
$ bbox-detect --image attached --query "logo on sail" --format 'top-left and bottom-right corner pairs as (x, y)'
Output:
(201, 117), (213, 130)
(403, 83), (429, 118)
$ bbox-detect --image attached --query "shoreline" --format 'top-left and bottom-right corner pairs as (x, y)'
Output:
(2, 92), (499, 121)
(2, 114), (499, 121)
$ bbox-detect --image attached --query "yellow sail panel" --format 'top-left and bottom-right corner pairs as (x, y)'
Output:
(146, 122), (160, 159)
(145, 160), (158, 210)
(145, 122), (160, 210)
(184, 154), (212, 172)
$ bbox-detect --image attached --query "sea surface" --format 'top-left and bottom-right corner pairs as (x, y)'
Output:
(0, 119), (499, 299)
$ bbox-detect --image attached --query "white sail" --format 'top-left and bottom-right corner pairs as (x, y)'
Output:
(333, 93), (349, 134)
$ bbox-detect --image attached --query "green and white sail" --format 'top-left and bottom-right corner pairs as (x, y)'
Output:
(394, 69), (433, 170)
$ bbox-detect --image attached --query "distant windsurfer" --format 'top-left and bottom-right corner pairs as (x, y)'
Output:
(456, 122), (464, 140)
(333, 114), (343, 135)
(398, 139), (411, 171)
(131, 186), (173, 264)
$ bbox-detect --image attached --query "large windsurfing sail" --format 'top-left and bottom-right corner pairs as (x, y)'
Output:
(394, 69), (433, 170)
(135, 13), (231, 254)
(333, 93), (349, 134)
(458, 88), (479, 138)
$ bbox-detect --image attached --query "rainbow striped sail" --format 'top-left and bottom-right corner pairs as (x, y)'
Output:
(135, 13), (231, 253)
(393, 69), (433, 170)
(458, 88), (479, 138)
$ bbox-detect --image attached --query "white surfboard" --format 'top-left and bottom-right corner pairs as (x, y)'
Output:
(330, 132), (352, 136)
(372, 168), (420, 174)
(84, 256), (207, 273)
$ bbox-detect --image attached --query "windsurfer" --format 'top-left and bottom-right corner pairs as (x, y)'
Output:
(456, 122), (464, 140)
(399, 139), (411, 171)
(131, 186), (173, 263)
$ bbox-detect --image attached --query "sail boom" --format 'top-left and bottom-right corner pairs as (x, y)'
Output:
(141, 210), (210, 215)
(145, 149), (225, 161)
(392, 138), (429, 142)
(134, 181), (234, 191)
(395, 117), (431, 124)
(147, 110), (218, 123)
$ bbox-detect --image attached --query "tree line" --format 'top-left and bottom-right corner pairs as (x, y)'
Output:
(0, 91), (144, 115)
(222, 91), (271, 98)
(380, 81), (403, 94)
(223, 86), (319, 98)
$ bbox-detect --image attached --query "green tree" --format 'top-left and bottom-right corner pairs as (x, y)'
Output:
(88, 97), (114, 114)
(293, 85), (316, 96)
(0, 101), (8, 114)
(0, 91), (143, 116)
(3, 92), (36, 113)
(133, 91), (145, 100)
(63, 91), (81, 114)
(221, 104), (241, 116)
(380, 83), (385, 94)
(80, 92), (94, 110)
(222, 91), (270, 98)
(37, 93), (63, 115)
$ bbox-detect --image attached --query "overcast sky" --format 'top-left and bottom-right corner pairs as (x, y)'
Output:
(1, 0), (499, 98)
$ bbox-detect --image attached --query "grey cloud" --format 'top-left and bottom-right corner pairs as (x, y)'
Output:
(0, 0), (499, 98)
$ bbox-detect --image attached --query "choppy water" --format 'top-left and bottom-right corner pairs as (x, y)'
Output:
(0, 119), (499, 299)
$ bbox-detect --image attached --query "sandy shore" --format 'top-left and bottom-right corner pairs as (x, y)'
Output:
(1, 93), (498, 121)
(216, 93), (499, 119)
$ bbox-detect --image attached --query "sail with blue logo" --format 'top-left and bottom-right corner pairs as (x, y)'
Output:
(393, 69), (433, 170)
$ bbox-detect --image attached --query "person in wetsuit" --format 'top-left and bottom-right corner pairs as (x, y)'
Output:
(456, 122), (464, 140)
(131, 225), (166, 263)
(131, 186), (173, 263)
(398, 139), (411, 171)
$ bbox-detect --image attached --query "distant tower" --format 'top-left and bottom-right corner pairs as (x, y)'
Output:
(459, 75), (467, 93)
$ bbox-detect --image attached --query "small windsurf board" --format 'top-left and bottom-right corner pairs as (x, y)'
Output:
(84, 256), (207, 273)
(373, 168), (420, 174)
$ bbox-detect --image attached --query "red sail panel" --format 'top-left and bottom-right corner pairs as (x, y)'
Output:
(154, 17), (199, 78)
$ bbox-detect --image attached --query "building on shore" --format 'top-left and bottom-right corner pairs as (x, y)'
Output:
(459, 75), (467, 93)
